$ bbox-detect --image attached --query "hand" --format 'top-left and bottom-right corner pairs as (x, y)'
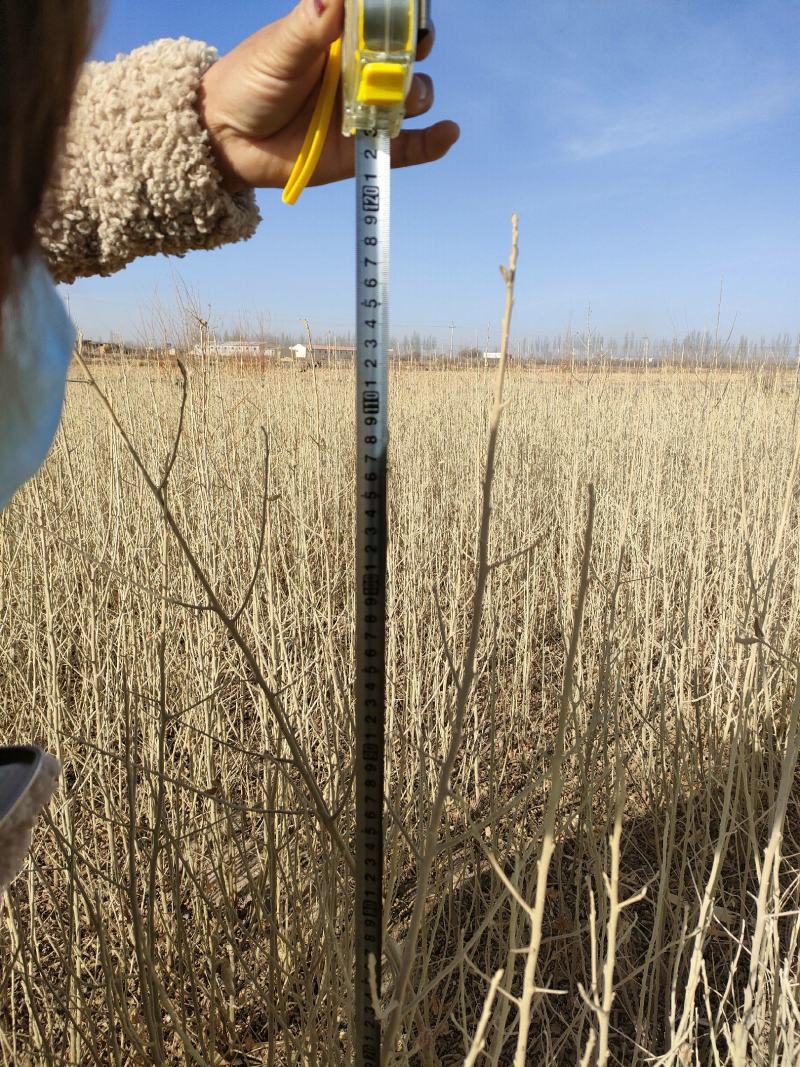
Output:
(197, 0), (459, 193)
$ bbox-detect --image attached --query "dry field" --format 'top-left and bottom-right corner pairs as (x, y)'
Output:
(2, 357), (800, 1066)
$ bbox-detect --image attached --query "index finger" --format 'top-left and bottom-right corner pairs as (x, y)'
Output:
(416, 20), (435, 62)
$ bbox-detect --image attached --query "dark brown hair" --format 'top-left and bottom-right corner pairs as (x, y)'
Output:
(0, 2), (93, 311)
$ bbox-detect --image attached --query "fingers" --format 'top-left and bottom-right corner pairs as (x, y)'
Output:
(270, 0), (344, 80)
(405, 74), (433, 119)
(416, 21), (435, 62)
(390, 120), (460, 169)
(316, 118), (458, 187)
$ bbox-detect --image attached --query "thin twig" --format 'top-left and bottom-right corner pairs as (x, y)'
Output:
(382, 214), (519, 1063)
(75, 354), (354, 872)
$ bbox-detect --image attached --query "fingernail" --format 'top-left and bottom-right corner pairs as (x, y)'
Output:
(313, 0), (326, 14)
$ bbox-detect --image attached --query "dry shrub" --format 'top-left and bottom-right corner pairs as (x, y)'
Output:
(1, 354), (800, 1065)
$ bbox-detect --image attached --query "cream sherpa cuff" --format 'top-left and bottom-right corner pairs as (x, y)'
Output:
(37, 38), (261, 284)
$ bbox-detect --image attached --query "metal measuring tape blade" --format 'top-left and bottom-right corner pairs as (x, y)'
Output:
(279, 0), (432, 1058)
(353, 124), (390, 1067)
(344, 2), (430, 1062)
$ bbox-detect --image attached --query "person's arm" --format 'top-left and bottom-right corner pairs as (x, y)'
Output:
(195, 0), (457, 193)
(37, 38), (261, 284)
(37, 0), (457, 285)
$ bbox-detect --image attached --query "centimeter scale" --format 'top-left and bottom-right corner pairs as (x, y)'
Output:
(347, 7), (430, 1063)
(283, 3), (430, 1062)
(353, 121), (391, 1067)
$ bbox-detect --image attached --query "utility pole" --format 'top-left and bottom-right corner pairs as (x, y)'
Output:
(449, 321), (455, 362)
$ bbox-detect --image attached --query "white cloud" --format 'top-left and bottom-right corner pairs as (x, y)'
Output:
(561, 77), (799, 161)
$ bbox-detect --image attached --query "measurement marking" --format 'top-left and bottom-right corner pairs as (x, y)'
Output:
(354, 126), (390, 1067)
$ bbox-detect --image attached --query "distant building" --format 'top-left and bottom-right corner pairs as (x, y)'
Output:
(191, 340), (270, 357)
(213, 341), (267, 356)
(185, 339), (361, 361)
(313, 344), (357, 359)
(483, 351), (502, 361)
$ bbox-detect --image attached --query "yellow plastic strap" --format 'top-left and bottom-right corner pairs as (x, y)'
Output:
(282, 38), (342, 206)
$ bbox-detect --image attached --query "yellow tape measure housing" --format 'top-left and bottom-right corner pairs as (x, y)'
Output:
(282, 0), (417, 204)
(343, 0), (416, 136)
(356, 61), (407, 107)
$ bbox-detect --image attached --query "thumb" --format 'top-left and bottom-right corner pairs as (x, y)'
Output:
(271, 0), (344, 80)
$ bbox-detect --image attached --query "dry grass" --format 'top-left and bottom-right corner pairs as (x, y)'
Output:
(2, 355), (800, 1065)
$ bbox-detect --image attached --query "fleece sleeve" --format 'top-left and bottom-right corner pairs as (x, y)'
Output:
(36, 38), (261, 284)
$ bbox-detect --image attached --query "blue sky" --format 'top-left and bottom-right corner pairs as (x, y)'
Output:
(64, 1), (800, 348)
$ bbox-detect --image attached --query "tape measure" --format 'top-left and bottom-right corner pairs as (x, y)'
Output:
(282, 4), (430, 1063)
